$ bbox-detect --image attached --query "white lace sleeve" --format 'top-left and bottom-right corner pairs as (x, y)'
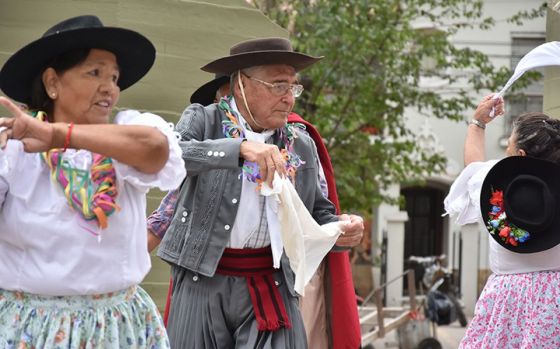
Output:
(0, 141), (25, 209)
(0, 150), (7, 209)
(444, 159), (499, 225)
(112, 109), (186, 192)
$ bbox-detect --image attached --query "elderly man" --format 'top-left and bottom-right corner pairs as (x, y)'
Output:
(157, 37), (364, 348)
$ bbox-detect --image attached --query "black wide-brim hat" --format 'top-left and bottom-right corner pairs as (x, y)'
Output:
(0, 15), (155, 104)
(190, 74), (229, 106)
(201, 37), (323, 75)
(480, 156), (560, 253)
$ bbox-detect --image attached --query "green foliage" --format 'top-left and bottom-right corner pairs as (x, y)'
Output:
(250, 0), (542, 214)
(508, 2), (547, 25)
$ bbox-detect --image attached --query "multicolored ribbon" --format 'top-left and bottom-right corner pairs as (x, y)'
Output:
(218, 97), (305, 185)
(36, 111), (119, 236)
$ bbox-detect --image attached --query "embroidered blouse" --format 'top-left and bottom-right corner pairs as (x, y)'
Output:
(444, 159), (560, 274)
(0, 110), (186, 296)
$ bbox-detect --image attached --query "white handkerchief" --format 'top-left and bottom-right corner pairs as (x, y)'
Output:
(491, 41), (560, 116)
(261, 173), (343, 295)
(496, 41), (560, 98)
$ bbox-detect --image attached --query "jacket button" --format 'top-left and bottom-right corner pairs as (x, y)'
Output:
(213, 151), (219, 156)
(192, 275), (199, 282)
(182, 211), (188, 217)
(232, 198), (238, 204)
(224, 225), (231, 231)
(181, 217), (186, 223)
(274, 280), (279, 286)
(219, 151), (225, 157)
(207, 151), (213, 156)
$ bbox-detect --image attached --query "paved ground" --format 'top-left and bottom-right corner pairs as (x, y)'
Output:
(368, 318), (469, 349)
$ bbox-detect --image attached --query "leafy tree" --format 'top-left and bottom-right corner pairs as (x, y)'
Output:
(250, 0), (543, 214)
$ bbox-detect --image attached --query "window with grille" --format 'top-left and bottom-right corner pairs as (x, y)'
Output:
(503, 35), (545, 137)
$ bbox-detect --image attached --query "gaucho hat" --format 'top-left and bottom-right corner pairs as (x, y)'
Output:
(190, 73), (229, 106)
(0, 15), (155, 104)
(201, 37), (322, 75)
(480, 156), (560, 253)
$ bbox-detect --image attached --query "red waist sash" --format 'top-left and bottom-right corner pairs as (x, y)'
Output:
(217, 246), (291, 332)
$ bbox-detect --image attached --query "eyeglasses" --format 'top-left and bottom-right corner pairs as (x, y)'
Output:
(245, 75), (304, 98)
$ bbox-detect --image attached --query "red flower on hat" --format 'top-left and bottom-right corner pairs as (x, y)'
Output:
(486, 189), (530, 247)
(490, 190), (504, 207)
(499, 226), (511, 239)
(508, 237), (518, 246)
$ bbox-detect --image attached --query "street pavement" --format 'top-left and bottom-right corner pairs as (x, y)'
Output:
(369, 317), (469, 349)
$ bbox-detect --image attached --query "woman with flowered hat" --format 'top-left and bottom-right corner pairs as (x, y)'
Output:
(0, 15), (185, 348)
(445, 94), (560, 348)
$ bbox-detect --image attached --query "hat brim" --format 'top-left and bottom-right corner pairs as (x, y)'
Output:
(480, 156), (560, 253)
(190, 75), (230, 106)
(201, 51), (323, 75)
(0, 27), (155, 104)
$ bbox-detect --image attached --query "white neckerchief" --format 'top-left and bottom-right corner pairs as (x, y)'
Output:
(229, 99), (284, 266)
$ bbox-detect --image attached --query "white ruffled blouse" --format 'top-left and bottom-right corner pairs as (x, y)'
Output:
(444, 159), (560, 274)
(0, 110), (186, 296)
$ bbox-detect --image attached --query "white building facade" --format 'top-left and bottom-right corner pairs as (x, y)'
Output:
(375, 0), (547, 314)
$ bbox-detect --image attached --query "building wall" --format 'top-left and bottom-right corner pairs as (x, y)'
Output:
(545, 7), (560, 116)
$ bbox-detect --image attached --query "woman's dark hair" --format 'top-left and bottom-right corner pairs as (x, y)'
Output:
(513, 112), (560, 164)
(28, 48), (91, 120)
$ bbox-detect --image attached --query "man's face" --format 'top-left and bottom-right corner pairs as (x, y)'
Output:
(238, 64), (297, 130)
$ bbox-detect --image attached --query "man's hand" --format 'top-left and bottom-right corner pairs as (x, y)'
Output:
(240, 140), (287, 187)
(336, 214), (364, 247)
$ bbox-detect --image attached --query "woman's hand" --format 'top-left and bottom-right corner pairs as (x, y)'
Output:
(0, 97), (56, 152)
(473, 94), (505, 125)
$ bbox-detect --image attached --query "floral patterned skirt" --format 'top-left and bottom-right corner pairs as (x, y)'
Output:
(460, 271), (560, 349)
(0, 285), (169, 349)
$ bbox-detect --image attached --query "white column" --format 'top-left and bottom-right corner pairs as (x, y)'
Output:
(460, 223), (480, 316)
(385, 211), (409, 307)
(545, 7), (560, 119)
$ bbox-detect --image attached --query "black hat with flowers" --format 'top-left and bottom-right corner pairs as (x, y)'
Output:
(0, 15), (155, 104)
(480, 156), (560, 253)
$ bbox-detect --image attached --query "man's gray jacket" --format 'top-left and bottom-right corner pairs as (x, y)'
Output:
(157, 103), (339, 296)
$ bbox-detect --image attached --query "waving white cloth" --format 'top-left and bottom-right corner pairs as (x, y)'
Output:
(491, 41), (560, 116)
(262, 173), (343, 295)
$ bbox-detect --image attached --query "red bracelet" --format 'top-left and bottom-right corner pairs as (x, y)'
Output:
(62, 122), (74, 152)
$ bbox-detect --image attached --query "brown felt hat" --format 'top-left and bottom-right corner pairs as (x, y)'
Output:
(201, 37), (322, 75)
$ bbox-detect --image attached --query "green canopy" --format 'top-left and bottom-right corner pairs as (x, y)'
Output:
(0, 0), (287, 122)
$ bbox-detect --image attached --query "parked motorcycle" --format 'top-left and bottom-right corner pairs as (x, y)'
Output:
(406, 255), (468, 327)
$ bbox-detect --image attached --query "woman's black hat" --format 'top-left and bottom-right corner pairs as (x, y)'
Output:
(0, 15), (155, 104)
(480, 156), (560, 253)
